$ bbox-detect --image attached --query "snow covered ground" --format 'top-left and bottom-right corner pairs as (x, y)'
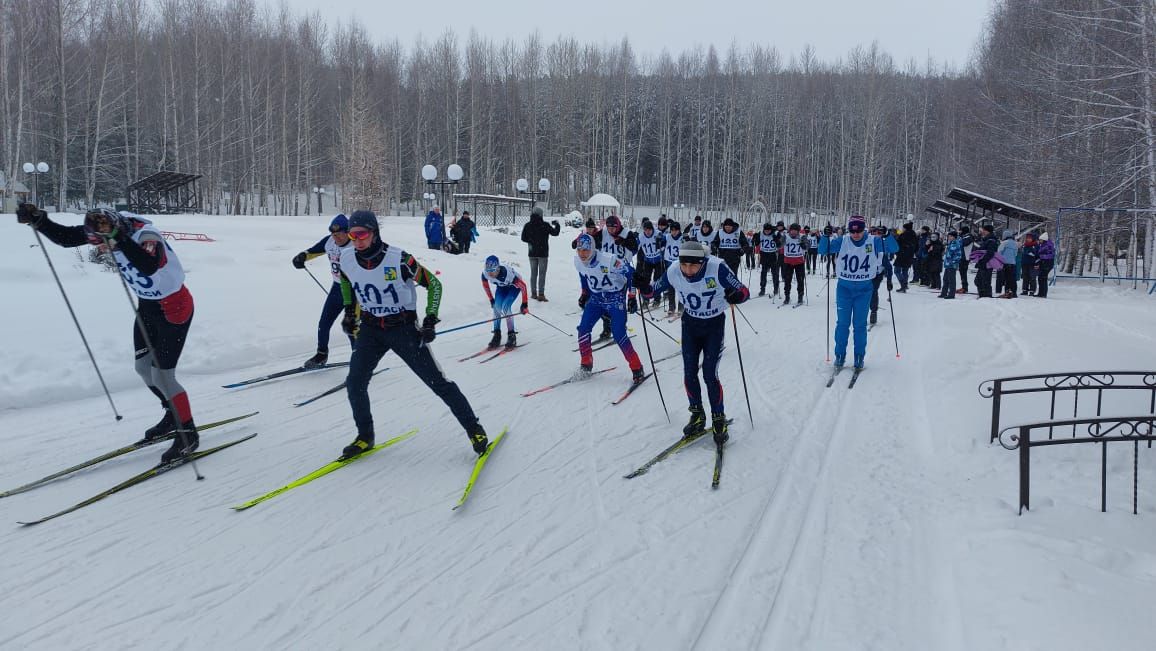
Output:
(2, 213), (1156, 650)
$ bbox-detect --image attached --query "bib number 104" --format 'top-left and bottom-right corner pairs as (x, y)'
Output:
(840, 255), (871, 274)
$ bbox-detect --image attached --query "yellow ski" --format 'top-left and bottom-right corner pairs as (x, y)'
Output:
(453, 427), (508, 510)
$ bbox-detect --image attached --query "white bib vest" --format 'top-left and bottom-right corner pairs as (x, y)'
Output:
(115, 225), (185, 300)
(340, 246), (417, 316)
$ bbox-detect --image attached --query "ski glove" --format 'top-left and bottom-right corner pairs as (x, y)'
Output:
(724, 287), (749, 305)
(420, 314), (439, 344)
(578, 292), (589, 309)
(16, 203), (46, 227)
(519, 302), (528, 315)
(627, 295), (638, 314)
(341, 305), (358, 336)
(292, 252), (307, 269)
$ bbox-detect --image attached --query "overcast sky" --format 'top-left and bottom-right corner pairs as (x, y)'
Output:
(279, 0), (994, 68)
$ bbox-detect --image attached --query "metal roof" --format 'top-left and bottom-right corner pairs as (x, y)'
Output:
(946, 187), (1046, 223)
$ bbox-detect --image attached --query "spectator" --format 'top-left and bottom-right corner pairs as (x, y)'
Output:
(450, 210), (476, 254)
(894, 222), (918, 292)
(973, 224), (1000, 298)
(940, 231), (962, 299)
(998, 229), (1019, 298)
(1020, 232), (1040, 295)
(1036, 232), (1055, 298)
(925, 232), (945, 290)
(520, 207), (561, 301)
(424, 205), (445, 250)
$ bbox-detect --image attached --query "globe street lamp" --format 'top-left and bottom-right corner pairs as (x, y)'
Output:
(515, 177), (550, 210)
(312, 186), (326, 215)
(22, 161), (49, 205)
(423, 163), (466, 214)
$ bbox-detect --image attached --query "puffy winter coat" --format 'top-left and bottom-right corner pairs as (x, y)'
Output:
(424, 210), (445, 246)
(521, 213), (561, 258)
(944, 239), (963, 269)
(895, 229), (919, 266)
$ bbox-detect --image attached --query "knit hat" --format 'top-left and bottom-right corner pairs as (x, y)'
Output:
(575, 233), (595, 251)
(349, 210), (379, 234)
(605, 215), (622, 228)
(585, 217), (596, 228)
(329, 213), (349, 232)
(1039, 232), (1050, 241)
(669, 221), (682, 231)
(789, 222), (801, 232)
(678, 241), (707, 264)
(531, 207), (543, 217)
(722, 217), (738, 229)
(847, 216), (866, 233)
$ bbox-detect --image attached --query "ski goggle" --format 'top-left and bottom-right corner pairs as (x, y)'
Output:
(348, 228), (374, 241)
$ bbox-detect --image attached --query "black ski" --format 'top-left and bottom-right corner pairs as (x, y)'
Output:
(0, 412), (258, 499)
(712, 442), (725, 489)
(292, 368), (389, 408)
(18, 434), (258, 526)
(825, 366), (845, 388)
(611, 373), (652, 405)
(624, 419), (732, 479)
(222, 362), (349, 389)
(848, 367), (864, 388)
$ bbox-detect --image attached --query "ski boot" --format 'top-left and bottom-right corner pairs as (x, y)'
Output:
(597, 327), (612, 341)
(488, 330), (502, 349)
(468, 424), (489, 456)
(632, 367), (646, 384)
(161, 421), (199, 464)
(869, 310), (877, 325)
(712, 413), (729, 445)
(834, 356), (846, 370)
(854, 356), (865, 371)
(505, 331), (517, 349)
(143, 409), (176, 443)
(303, 349), (328, 370)
(683, 406), (706, 438)
(782, 295), (791, 306)
(758, 287), (766, 297)
(796, 296), (804, 305)
(340, 433), (374, 460)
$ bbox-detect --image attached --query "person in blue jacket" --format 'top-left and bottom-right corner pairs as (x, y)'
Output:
(292, 214), (354, 368)
(939, 230), (963, 299)
(821, 216), (897, 370)
(424, 205), (445, 250)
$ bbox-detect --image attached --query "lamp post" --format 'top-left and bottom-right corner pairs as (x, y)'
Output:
(312, 186), (326, 215)
(516, 177), (550, 211)
(423, 192), (436, 208)
(22, 161), (49, 205)
(422, 163), (465, 215)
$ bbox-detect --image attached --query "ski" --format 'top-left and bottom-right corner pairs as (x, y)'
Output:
(458, 347), (499, 362)
(624, 419), (732, 478)
(222, 362), (349, 389)
(478, 342), (529, 364)
(848, 368), (864, 388)
(611, 373), (652, 405)
(792, 302), (806, 309)
(825, 366), (845, 388)
(232, 429), (418, 511)
(454, 427), (508, 510)
(572, 334), (634, 353)
(712, 443), (725, 489)
(18, 434), (258, 526)
(0, 412), (259, 500)
(521, 367), (617, 397)
(653, 351), (682, 365)
(292, 368), (389, 408)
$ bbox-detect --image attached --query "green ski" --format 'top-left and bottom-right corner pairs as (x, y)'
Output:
(19, 433), (258, 526)
(232, 429), (418, 511)
(0, 411), (259, 499)
(453, 427), (508, 510)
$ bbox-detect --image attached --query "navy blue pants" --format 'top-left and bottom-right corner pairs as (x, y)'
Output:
(318, 282), (354, 351)
(346, 317), (478, 438)
(681, 313), (726, 413)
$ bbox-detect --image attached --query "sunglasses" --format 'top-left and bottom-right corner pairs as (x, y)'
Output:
(348, 229), (374, 241)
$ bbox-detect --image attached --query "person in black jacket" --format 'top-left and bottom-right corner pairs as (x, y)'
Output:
(894, 222), (918, 292)
(520, 207), (561, 300)
(924, 232), (945, 290)
(449, 211), (475, 254)
(974, 224), (999, 298)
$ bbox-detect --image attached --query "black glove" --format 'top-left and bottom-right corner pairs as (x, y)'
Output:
(578, 293), (589, 309)
(421, 314), (439, 344)
(16, 203), (45, 227)
(636, 281), (653, 299)
(489, 298), (496, 307)
(724, 287), (749, 305)
(627, 295), (638, 314)
(614, 236), (627, 246)
(292, 252), (307, 269)
(886, 278), (894, 291)
(552, 220), (560, 228)
(341, 305), (358, 336)
(519, 301), (528, 315)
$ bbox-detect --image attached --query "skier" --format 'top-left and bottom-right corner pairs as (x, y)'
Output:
(573, 233), (646, 383)
(16, 204), (200, 462)
(292, 214), (354, 369)
(695, 219), (718, 249)
(825, 216), (896, 370)
(688, 215), (704, 240)
(822, 225), (838, 278)
(867, 225), (895, 324)
(636, 219), (667, 309)
(780, 223), (808, 304)
(481, 255), (529, 349)
(806, 227), (820, 274)
(661, 221), (685, 316)
(753, 222), (781, 297)
(338, 210), (490, 459)
(713, 218), (751, 275)
(637, 241), (749, 443)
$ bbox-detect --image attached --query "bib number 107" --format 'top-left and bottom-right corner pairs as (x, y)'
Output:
(684, 290), (717, 311)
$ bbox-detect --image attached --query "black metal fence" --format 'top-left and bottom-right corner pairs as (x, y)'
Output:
(998, 415), (1156, 515)
(979, 371), (1156, 443)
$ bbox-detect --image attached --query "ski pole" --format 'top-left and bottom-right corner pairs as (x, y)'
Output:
(730, 304), (755, 427)
(302, 266), (328, 294)
(638, 301), (671, 423)
(111, 248), (203, 480)
(528, 311), (573, 337)
(886, 278), (901, 358)
(825, 272), (832, 363)
(734, 304), (759, 335)
(643, 313), (680, 345)
(435, 316), (517, 337)
(27, 227), (123, 421)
